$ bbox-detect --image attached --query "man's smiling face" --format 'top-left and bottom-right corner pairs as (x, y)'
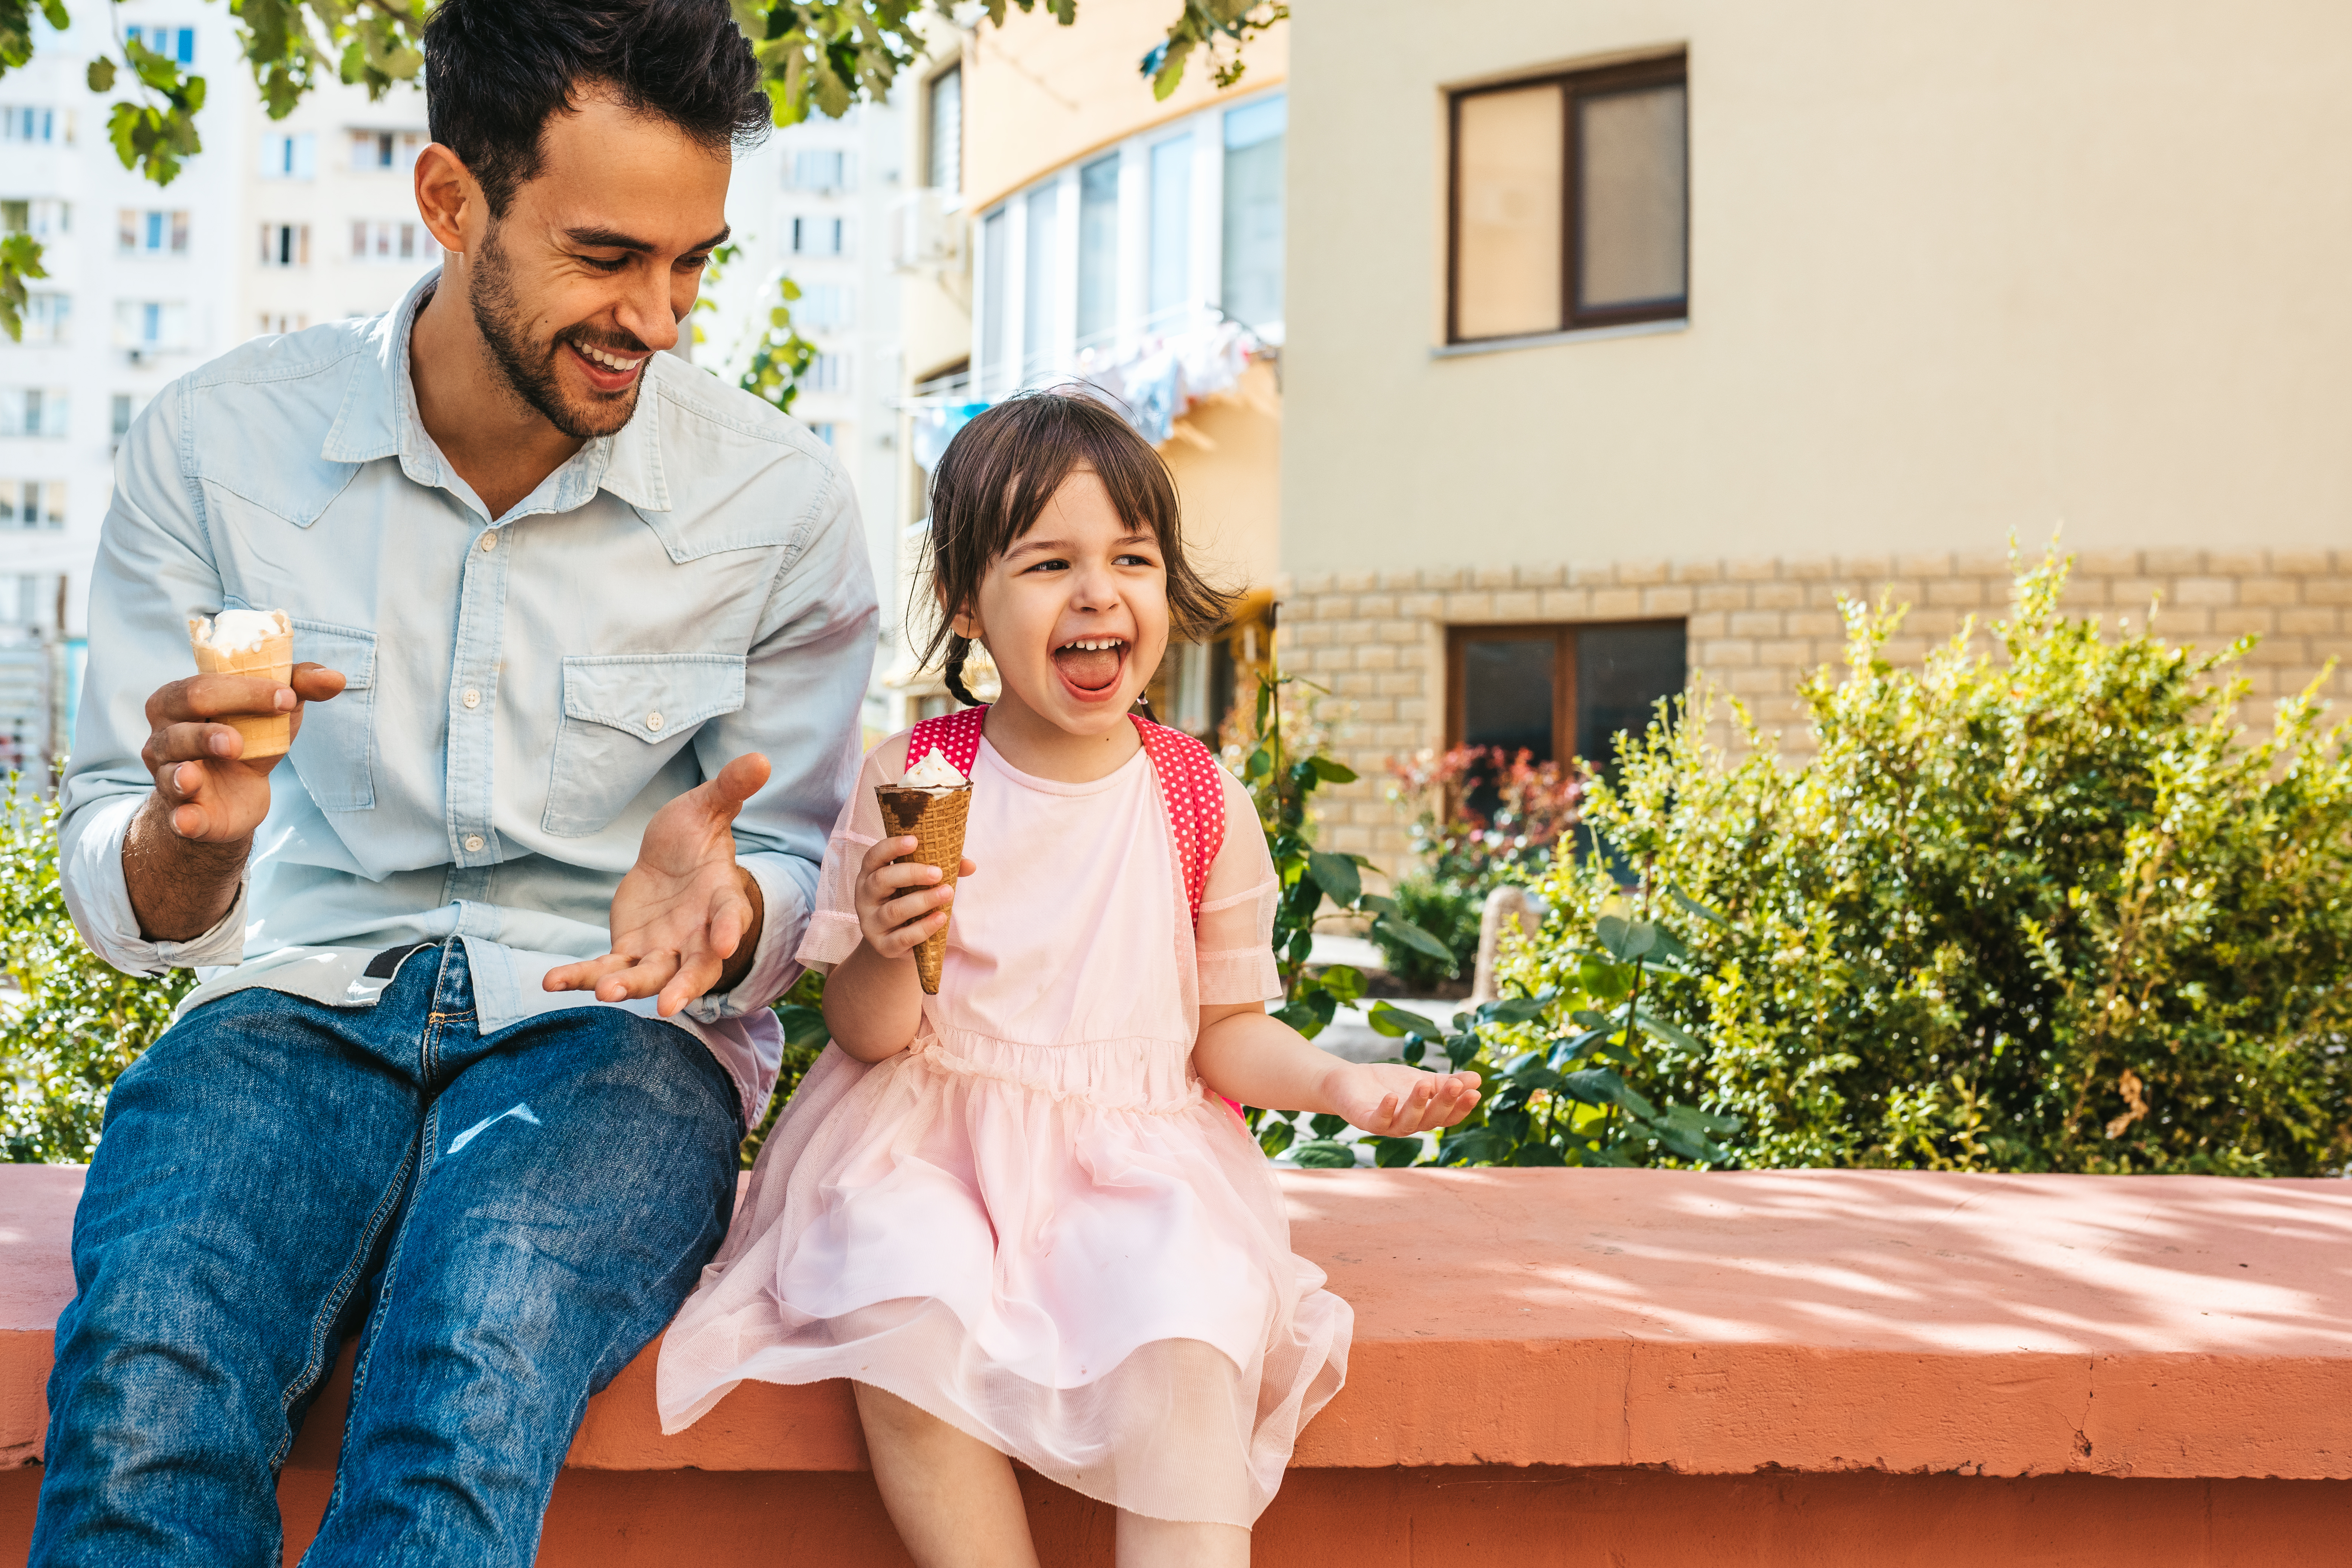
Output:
(465, 87), (731, 439)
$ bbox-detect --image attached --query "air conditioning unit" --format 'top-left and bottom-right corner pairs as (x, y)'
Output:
(890, 189), (965, 274)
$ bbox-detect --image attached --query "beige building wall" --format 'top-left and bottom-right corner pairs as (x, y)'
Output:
(1280, 0), (2352, 860)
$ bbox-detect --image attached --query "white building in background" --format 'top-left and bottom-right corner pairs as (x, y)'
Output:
(236, 77), (437, 339)
(705, 101), (909, 739)
(0, 2), (248, 779)
(2, 22), (913, 777)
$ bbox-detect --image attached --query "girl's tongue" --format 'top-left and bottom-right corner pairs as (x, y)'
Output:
(1053, 642), (1124, 693)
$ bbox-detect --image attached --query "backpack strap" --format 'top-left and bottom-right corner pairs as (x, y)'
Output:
(1130, 715), (1228, 925)
(904, 703), (988, 780)
(908, 705), (1228, 926)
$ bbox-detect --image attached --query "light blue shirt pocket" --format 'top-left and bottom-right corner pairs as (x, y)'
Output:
(544, 653), (748, 836)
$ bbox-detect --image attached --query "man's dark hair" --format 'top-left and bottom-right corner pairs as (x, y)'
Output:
(424, 0), (770, 216)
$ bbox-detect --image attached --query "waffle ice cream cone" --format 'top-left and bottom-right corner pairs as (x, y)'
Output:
(875, 782), (972, 995)
(187, 609), (295, 760)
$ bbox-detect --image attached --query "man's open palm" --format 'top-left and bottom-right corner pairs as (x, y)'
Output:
(544, 752), (771, 1017)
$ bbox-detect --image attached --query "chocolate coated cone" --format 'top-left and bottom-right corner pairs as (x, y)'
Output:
(187, 617), (295, 760)
(875, 782), (972, 994)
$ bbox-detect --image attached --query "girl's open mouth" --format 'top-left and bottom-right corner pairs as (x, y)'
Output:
(1052, 637), (1128, 702)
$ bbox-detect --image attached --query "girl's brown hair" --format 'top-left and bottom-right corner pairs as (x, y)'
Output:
(917, 390), (1234, 706)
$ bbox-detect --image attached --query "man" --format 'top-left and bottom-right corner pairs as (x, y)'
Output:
(32, 0), (875, 1559)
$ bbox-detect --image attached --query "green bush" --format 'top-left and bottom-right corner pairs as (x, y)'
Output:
(2, 774), (193, 1163)
(1483, 553), (2352, 1175)
(1367, 875), (1482, 989)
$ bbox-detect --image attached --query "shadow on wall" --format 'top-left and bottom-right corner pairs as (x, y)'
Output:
(1288, 1167), (2352, 1360)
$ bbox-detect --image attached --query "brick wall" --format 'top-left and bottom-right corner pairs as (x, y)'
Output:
(1276, 548), (2352, 865)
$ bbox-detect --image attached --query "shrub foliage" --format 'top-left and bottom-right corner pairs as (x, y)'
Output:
(2, 775), (193, 1163)
(1489, 555), (2352, 1174)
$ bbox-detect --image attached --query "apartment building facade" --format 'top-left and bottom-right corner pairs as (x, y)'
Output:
(0, 2), (247, 777)
(1280, 0), (2352, 860)
(704, 101), (909, 736)
(887, 2), (1290, 736)
(235, 76), (438, 339)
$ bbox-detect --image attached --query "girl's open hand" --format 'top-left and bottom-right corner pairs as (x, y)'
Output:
(854, 835), (977, 963)
(1325, 1061), (1483, 1137)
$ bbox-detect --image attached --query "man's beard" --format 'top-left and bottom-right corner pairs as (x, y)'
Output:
(468, 225), (648, 441)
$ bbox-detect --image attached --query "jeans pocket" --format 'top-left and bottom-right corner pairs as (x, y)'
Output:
(541, 653), (746, 837)
(288, 618), (378, 812)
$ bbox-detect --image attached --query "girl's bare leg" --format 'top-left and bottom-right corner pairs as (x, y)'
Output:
(1115, 1511), (1250, 1568)
(854, 1382), (1041, 1568)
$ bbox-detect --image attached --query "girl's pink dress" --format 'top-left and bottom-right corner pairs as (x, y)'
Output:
(656, 728), (1352, 1527)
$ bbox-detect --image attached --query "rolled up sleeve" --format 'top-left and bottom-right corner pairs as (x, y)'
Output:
(684, 457), (878, 1023)
(59, 380), (248, 977)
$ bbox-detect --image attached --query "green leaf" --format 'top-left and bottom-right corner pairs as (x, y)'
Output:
(1244, 745), (1271, 782)
(1290, 1138), (1357, 1169)
(773, 1003), (829, 1051)
(1308, 755), (1357, 783)
(1258, 1118), (1297, 1159)
(1372, 914), (1455, 967)
(1511, 1143), (1569, 1166)
(1358, 893), (1400, 918)
(1557, 1068), (1660, 1120)
(1270, 999), (1322, 1039)
(1371, 1135), (1424, 1168)
(1477, 995), (1551, 1026)
(1368, 1002), (1440, 1038)
(1668, 885), (1726, 926)
(1630, 1008), (1704, 1055)
(1310, 1111), (1349, 1140)
(1306, 850), (1361, 907)
(1435, 1126), (1509, 1167)
(1315, 963), (1367, 1005)
(86, 57), (115, 92)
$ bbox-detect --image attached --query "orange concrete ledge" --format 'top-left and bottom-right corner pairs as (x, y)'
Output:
(7, 1165), (2352, 1564)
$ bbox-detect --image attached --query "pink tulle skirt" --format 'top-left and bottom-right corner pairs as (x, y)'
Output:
(655, 1031), (1351, 1527)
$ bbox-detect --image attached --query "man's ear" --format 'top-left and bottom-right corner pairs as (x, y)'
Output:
(414, 143), (482, 258)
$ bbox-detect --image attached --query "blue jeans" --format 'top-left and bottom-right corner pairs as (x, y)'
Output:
(30, 940), (742, 1567)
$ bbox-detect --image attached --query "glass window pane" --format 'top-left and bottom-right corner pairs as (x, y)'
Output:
(1574, 622), (1686, 770)
(1077, 156), (1119, 349)
(928, 67), (961, 194)
(1462, 636), (1555, 759)
(1022, 189), (1056, 380)
(980, 207), (1010, 393)
(1220, 95), (1285, 331)
(1455, 86), (1564, 340)
(1148, 135), (1192, 329)
(1577, 83), (1687, 311)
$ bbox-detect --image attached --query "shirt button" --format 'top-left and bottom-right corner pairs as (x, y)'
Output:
(462, 688), (481, 709)
(464, 834), (485, 853)
(646, 711), (665, 732)
(479, 532), (498, 552)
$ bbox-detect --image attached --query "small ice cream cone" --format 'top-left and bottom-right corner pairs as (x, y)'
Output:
(875, 782), (972, 995)
(187, 610), (295, 760)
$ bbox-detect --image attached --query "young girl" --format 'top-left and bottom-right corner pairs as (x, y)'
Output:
(656, 392), (1481, 1565)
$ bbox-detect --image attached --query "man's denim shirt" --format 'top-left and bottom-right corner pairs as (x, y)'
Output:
(59, 273), (878, 1122)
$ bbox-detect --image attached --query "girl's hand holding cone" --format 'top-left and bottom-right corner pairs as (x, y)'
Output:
(854, 832), (977, 974)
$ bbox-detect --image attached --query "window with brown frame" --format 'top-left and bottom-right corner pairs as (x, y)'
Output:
(1446, 622), (1688, 780)
(1448, 54), (1688, 344)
